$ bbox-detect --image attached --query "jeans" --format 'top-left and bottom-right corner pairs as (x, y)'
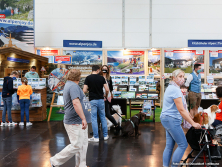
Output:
(2, 97), (12, 123)
(90, 99), (108, 139)
(51, 124), (88, 167)
(19, 99), (30, 122)
(160, 115), (188, 167)
(212, 119), (222, 127)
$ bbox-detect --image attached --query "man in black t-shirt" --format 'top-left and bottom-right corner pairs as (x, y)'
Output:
(83, 65), (109, 142)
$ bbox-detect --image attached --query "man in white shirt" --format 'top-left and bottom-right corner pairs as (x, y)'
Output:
(185, 64), (202, 117)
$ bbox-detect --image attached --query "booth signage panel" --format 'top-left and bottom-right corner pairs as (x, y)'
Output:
(40, 50), (59, 56)
(54, 56), (71, 64)
(0, 14), (6, 19)
(7, 57), (30, 63)
(188, 40), (222, 47)
(63, 40), (102, 48)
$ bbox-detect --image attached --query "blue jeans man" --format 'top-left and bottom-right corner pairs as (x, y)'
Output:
(2, 97), (13, 123)
(89, 99), (108, 141)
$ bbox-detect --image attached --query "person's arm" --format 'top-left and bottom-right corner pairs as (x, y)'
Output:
(109, 78), (114, 99)
(104, 84), (109, 99)
(29, 86), (33, 95)
(83, 85), (88, 94)
(17, 87), (20, 96)
(174, 97), (201, 129)
(184, 74), (193, 88)
(8, 80), (15, 93)
(72, 98), (87, 130)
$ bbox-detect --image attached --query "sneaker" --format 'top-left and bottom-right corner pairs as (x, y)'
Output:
(50, 158), (56, 167)
(88, 137), (99, 142)
(19, 122), (24, 126)
(26, 122), (32, 126)
(104, 135), (109, 140)
(8, 122), (17, 126)
(0, 122), (7, 126)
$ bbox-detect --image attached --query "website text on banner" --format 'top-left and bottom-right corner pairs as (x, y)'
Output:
(63, 40), (102, 48)
(188, 40), (222, 47)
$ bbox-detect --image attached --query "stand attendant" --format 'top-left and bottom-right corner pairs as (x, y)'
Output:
(185, 64), (202, 117)
(25, 66), (39, 78)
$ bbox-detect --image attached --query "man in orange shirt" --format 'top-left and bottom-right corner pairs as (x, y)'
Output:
(212, 86), (222, 127)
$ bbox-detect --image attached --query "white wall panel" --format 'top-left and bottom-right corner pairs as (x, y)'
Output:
(152, 1), (222, 47)
(125, 2), (150, 48)
(35, 0), (122, 48)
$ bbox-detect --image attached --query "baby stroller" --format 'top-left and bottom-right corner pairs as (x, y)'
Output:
(181, 126), (221, 167)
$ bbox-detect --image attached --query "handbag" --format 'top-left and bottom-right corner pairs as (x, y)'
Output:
(103, 80), (112, 103)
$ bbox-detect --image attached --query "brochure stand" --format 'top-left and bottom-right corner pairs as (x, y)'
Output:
(47, 92), (64, 121)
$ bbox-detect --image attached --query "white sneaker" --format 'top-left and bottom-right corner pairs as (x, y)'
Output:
(26, 122), (32, 126)
(50, 158), (56, 167)
(19, 122), (24, 126)
(8, 122), (17, 126)
(88, 137), (99, 142)
(104, 135), (109, 140)
(0, 122), (8, 126)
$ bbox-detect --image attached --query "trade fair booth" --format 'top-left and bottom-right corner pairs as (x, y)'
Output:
(0, 44), (48, 121)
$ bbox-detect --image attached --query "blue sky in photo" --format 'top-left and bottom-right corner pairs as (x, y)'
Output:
(148, 51), (160, 63)
(165, 52), (194, 60)
(209, 53), (222, 66)
(107, 51), (135, 59)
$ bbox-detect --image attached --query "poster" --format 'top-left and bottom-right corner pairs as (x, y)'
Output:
(107, 51), (145, 75)
(0, 0), (34, 53)
(63, 50), (102, 65)
(148, 50), (160, 76)
(209, 50), (222, 75)
(164, 50), (204, 76)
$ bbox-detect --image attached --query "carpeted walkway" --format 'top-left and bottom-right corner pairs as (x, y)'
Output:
(46, 106), (162, 122)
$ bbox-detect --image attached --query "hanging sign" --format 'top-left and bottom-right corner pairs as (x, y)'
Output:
(63, 40), (102, 48)
(54, 56), (71, 64)
(188, 40), (222, 47)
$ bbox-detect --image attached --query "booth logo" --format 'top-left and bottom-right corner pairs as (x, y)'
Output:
(0, 14), (6, 19)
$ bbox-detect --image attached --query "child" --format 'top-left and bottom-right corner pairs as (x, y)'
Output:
(17, 77), (33, 126)
(0, 71), (19, 126)
(212, 86), (222, 127)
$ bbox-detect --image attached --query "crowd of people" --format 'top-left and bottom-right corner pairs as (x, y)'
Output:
(2, 64), (222, 167)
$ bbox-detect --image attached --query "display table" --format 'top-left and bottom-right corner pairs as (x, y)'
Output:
(0, 88), (47, 122)
(129, 98), (156, 122)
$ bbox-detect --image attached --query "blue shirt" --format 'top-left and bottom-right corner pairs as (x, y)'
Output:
(160, 84), (184, 120)
(189, 72), (201, 93)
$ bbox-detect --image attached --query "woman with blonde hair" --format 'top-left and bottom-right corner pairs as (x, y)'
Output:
(17, 77), (33, 126)
(160, 69), (201, 167)
(100, 65), (121, 134)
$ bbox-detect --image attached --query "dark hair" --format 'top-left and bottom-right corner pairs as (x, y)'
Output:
(31, 66), (36, 70)
(100, 65), (111, 80)
(216, 86), (222, 98)
(194, 64), (201, 70)
(92, 65), (100, 72)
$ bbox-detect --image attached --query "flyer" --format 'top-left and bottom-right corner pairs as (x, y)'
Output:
(139, 76), (146, 85)
(129, 76), (137, 85)
(121, 76), (128, 85)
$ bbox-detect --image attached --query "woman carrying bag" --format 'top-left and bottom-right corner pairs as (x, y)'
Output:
(100, 65), (121, 134)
